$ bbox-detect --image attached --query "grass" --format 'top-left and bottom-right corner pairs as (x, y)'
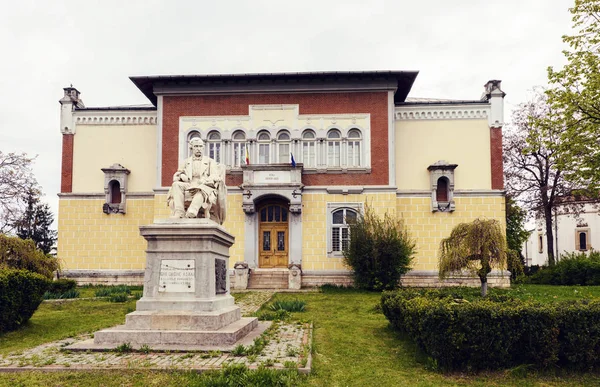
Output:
(0, 299), (136, 356)
(2, 286), (600, 386)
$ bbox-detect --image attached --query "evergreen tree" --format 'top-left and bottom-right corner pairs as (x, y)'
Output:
(13, 189), (57, 255)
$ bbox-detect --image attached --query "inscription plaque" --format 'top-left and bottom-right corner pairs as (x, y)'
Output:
(215, 258), (227, 294)
(254, 170), (291, 184)
(158, 259), (195, 292)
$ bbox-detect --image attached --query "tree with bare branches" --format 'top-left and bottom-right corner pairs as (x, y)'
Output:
(0, 151), (40, 233)
(503, 91), (578, 266)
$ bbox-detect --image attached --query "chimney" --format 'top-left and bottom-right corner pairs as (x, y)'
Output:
(59, 86), (84, 134)
(482, 80), (505, 128)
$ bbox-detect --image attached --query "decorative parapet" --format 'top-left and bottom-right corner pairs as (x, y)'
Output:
(395, 103), (490, 121)
(74, 112), (157, 126)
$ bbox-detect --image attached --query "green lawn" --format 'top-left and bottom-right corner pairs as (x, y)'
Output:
(2, 286), (600, 386)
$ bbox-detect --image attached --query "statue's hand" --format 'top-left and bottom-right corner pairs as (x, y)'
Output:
(179, 173), (189, 182)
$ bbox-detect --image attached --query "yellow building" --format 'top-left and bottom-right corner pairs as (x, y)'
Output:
(57, 71), (508, 287)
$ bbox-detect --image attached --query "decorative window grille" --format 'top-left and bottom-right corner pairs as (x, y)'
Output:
(331, 208), (357, 252)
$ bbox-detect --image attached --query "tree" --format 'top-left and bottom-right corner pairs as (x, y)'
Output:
(13, 188), (57, 255)
(343, 205), (416, 291)
(0, 151), (39, 233)
(505, 196), (529, 278)
(503, 91), (577, 266)
(546, 0), (600, 195)
(439, 219), (508, 297)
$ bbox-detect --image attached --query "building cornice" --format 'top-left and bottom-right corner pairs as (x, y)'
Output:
(73, 110), (157, 126)
(396, 189), (504, 197)
(395, 103), (490, 121)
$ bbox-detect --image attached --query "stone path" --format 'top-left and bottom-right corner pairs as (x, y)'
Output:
(0, 291), (312, 373)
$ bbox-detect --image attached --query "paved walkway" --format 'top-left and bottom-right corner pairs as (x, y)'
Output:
(0, 291), (312, 373)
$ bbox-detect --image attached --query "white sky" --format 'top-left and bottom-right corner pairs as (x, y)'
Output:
(0, 0), (574, 226)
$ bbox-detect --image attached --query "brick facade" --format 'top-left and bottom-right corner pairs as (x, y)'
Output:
(161, 92), (389, 187)
(61, 134), (74, 193)
(490, 127), (503, 190)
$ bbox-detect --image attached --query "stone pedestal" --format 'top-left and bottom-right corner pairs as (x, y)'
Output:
(288, 263), (302, 290)
(233, 262), (249, 290)
(85, 219), (264, 351)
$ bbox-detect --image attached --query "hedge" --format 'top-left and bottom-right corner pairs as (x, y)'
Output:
(47, 278), (77, 294)
(0, 268), (50, 333)
(528, 251), (600, 285)
(381, 289), (600, 371)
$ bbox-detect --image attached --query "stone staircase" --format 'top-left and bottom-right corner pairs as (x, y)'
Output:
(247, 269), (289, 289)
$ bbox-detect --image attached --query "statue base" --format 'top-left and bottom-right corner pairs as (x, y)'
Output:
(68, 219), (268, 351)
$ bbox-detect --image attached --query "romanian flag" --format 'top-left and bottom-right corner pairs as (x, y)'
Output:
(245, 146), (250, 165)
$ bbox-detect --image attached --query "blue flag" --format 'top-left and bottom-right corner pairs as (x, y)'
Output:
(291, 153), (296, 167)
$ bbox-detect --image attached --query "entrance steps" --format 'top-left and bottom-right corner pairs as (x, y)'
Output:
(248, 269), (288, 289)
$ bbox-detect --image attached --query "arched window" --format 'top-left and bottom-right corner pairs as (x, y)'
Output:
(327, 129), (341, 167)
(232, 131), (246, 167)
(277, 131), (291, 163)
(187, 131), (201, 158)
(436, 177), (449, 202)
(207, 131), (221, 163)
(580, 232), (588, 251)
(347, 129), (362, 167)
(538, 234), (544, 253)
(257, 131), (271, 164)
(331, 208), (357, 252)
(109, 180), (121, 204)
(302, 130), (316, 167)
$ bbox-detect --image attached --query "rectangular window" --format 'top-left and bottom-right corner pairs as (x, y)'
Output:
(233, 143), (246, 167)
(327, 141), (340, 167)
(209, 143), (221, 163)
(259, 144), (270, 164)
(348, 141), (361, 167)
(278, 143), (289, 164)
(303, 142), (315, 167)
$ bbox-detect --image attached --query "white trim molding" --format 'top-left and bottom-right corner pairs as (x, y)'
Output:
(395, 103), (490, 121)
(73, 111), (157, 126)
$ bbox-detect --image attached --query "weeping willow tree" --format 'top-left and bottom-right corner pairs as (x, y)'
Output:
(439, 219), (508, 297)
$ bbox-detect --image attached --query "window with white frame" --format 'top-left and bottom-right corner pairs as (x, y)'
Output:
(232, 130), (247, 167)
(302, 130), (316, 167)
(347, 129), (362, 167)
(331, 208), (357, 253)
(257, 131), (270, 164)
(327, 129), (341, 167)
(207, 131), (222, 163)
(277, 131), (291, 163)
(327, 203), (362, 256)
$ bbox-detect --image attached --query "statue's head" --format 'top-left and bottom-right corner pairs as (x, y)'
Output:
(189, 138), (205, 158)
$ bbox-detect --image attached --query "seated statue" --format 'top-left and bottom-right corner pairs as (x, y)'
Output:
(167, 138), (227, 224)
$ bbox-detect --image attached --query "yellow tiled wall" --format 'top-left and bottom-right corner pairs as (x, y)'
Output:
(301, 192), (397, 271)
(397, 196), (506, 270)
(58, 198), (155, 270)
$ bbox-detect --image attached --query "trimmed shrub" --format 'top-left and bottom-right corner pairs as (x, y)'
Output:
(0, 268), (50, 332)
(381, 289), (600, 371)
(0, 234), (58, 279)
(529, 250), (600, 285)
(343, 205), (416, 291)
(47, 278), (77, 294)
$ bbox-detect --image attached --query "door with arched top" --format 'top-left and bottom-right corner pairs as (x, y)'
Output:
(258, 203), (289, 268)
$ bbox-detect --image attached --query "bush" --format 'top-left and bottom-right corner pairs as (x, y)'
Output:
(47, 278), (77, 294)
(381, 289), (600, 371)
(0, 234), (58, 279)
(529, 250), (600, 285)
(95, 285), (132, 297)
(43, 288), (80, 300)
(0, 268), (50, 333)
(269, 299), (306, 312)
(343, 205), (416, 291)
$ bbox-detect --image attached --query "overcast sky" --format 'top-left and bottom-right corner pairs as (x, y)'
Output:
(0, 0), (574, 225)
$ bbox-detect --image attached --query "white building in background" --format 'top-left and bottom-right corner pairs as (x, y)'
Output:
(523, 202), (600, 266)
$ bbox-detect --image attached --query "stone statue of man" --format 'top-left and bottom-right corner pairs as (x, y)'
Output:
(167, 138), (226, 223)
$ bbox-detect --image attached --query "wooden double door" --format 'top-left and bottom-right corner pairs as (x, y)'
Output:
(258, 203), (289, 268)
